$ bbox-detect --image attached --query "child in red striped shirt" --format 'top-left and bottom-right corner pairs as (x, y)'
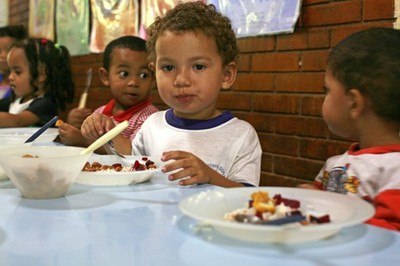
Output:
(59, 36), (158, 154)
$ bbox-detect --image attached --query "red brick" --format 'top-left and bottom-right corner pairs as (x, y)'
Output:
(237, 54), (251, 71)
(300, 139), (351, 160)
(275, 73), (325, 93)
(308, 29), (330, 49)
(237, 37), (275, 53)
(260, 172), (312, 187)
(302, 1), (361, 26)
(277, 31), (308, 50)
(252, 52), (300, 72)
(363, 0), (394, 20)
(234, 73), (274, 92)
(301, 50), (329, 71)
(275, 116), (328, 138)
(254, 94), (300, 114)
(235, 112), (275, 133)
(217, 93), (252, 111)
(259, 134), (299, 156)
(261, 154), (273, 172)
(274, 156), (324, 180)
(301, 96), (324, 116)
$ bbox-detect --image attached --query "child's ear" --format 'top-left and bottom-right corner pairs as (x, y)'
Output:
(98, 67), (110, 86)
(348, 89), (365, 119)
(148, 62), (155, 72)
(221, 61), (237, 89)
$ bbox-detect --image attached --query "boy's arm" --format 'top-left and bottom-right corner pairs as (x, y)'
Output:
(0, 111), (40, 127)
(207, 170), (245, 187)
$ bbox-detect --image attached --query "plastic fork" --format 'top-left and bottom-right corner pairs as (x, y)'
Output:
(24, 116), (58, 143)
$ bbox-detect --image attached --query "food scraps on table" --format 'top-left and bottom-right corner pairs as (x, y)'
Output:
(224, 191), (331, 226)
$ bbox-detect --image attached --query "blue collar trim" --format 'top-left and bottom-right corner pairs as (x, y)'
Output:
(165, 109), (234, 130)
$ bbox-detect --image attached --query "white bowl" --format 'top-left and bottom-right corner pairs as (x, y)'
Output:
(0, 127), (59, 144)
(0, 146), (92, 199)
(179, 187), (375, 244)
(0, 143), (33, 180)
(76, 155), (161, 186)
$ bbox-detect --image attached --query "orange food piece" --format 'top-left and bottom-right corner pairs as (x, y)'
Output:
(251, 191), (276, 213)
(55, 119), (64, 127)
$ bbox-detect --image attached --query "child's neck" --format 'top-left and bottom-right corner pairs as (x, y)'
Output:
(358, 124), (400, 149)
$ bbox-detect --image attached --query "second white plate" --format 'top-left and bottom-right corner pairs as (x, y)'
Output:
(75, 155), (161, 186)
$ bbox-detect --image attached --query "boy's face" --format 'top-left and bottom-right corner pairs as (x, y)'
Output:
(152, 30), (236, 120)
(100, 47), (154, 110)
(322, 68), (357, 139)
(0, 36), (17, 74)
(7, 47), (32, 99)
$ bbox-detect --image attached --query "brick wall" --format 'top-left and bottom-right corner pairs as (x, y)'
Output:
(9, 0), (397, 187)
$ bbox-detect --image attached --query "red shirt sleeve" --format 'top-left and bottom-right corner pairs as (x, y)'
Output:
(366, 189), (400, 231)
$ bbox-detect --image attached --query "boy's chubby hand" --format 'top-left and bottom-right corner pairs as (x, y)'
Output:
(161, 150), (216, 186)
(81, 112), (116, 141)
(67, 107), (92, 129)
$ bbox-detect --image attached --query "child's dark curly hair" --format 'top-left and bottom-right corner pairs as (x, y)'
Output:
(103, 35), (147, 71)
(146, 1), (239, 66)
(0, 25), (27, 40)
(11, 38), (75, 111)
(327, 28), (400, 122)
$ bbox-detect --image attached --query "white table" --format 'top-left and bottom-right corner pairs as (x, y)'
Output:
(0, 171), (399, 266)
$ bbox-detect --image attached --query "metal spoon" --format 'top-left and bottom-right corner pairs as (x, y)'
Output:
(106, 140), (126, 158)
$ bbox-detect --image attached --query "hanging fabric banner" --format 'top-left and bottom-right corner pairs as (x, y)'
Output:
(208, 0), (302, 38)
(90, 0), (139, 53)
(28, 0), (55, 40)
(139, 0), (205, 39)
(0, 1), (9, 26)
(56, 0), (90, 56)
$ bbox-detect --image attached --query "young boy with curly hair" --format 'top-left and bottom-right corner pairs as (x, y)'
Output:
(81, 2), (262, 187)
